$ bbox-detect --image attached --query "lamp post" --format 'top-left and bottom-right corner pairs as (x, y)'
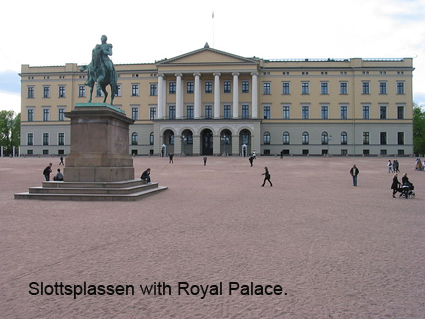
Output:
(180, 135), (186, 156)
(221, 135), (229, 156)
(328, 135), (332, 156)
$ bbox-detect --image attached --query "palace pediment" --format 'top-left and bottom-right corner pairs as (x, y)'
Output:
(156, 44), (259, 67)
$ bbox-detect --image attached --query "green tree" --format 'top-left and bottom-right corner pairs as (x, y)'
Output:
(0, 110), (20, 156)
(413, 103), (425, 155)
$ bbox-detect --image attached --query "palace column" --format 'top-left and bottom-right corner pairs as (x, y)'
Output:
(157, 73), (165, 119)
(214, 72), (221, 119)
(176, 73), (183, 118)
(232, 72), (240, 118)
(232, 135), (240, 156)
(194, 73), (201, 119)
(251, 72), (258, 119)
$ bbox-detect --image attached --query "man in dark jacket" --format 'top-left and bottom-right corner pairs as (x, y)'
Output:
(350, 164), (359, 186)
(43, 163), (52, 181)
(141, 168), (151, 183)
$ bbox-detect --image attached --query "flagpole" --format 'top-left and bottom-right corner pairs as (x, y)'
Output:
(212, 10), (215, 48)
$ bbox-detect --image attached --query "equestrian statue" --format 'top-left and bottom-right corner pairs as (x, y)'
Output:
(80, 35), (118, 105)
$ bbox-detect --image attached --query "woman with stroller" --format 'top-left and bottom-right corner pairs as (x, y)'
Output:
(391, 173), (401, 198)
(400, 173), (415, 199)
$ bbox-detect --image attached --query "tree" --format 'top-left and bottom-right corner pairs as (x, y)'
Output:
(413, 103), (425, 155)
(0, 110), (20, 156)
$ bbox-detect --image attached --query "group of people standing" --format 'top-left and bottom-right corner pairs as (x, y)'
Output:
(43, 163), (63, 181)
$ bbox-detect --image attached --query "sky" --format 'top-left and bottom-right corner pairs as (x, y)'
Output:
(1, 0), (424, 114)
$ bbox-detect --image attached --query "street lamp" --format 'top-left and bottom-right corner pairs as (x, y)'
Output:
(180, 135), (187, 156)
(221, 135), (229, 156)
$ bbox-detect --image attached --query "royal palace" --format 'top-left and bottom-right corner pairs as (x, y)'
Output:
(19, 44), (414, 157)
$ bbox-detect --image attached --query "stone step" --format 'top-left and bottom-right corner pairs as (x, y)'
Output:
(29, 182), (159, 195)
(42, 179), (147, 189)
(14, 186), (168, 201)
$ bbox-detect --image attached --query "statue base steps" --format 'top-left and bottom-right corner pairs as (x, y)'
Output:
(14, 179), (167, 201)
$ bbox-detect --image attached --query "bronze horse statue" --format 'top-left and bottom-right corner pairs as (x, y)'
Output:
(80, 35), (118, 105)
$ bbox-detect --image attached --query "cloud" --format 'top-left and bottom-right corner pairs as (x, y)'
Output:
(0, 71), (20, 94)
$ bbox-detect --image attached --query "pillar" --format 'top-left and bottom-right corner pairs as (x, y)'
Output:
(214, 73), (221, 119)
(194, 73), (201, 119)
(232, 72), (239, 118)
(157, 73), (165, 119)
(175, 73), (183, 119)
(251, 72), (258, 119)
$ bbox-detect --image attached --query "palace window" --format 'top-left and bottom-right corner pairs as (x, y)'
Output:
(302, 132), (309, 145)
(263, 82), (271, 95)
(379, 82), (387, 94)
(301, 82), (309, 94)
(380, 105), (387, 119)
(58, 108), (65, 121)
(132, 84), (139, 96)
(43, 109), (50, 122)
(150, 133), (154, 145)
(205, 81), (213, 93)
(131, 107), (139, 120)
(283, 132), (290, 145)
(302, 106), (309, 119)
(340, 82), (348, 94)
(169, 106), (176, 119)
(282, 82), (290, 95)
(321, 106), (329, 119)
(282, 105), (290, 119)
(58, 133), (65, 146)
(363, 106), (370, 119)
(187, 105), (194, 119)
(397, 105), (404, 119)
(380, 132), (387, 145)
(27, 86), (34, 98)
(224, 105), (231, 119)
(150, 84), (157, 96)
(205, 105), (213, 118)
(187, 82), (194, 94)
(242, 105), (249, 119)
(341, 132), (348, 145)
(398, 132), (404, 145)
(397, 81), (405, 94)
(43, 133), (49, 146)
(78, 85), (86, 98)
(224, 81), (231, 93)
(362, 82), (370, 94)
(150, 107), (156, 120)
(321, 82), (329, 95)
(363, 132), (370, 145)
(263, 106), (271, 119)
(340, 105), (348, 119)
(242, 81), (249, 93)
(263, 132), (270, 145)
(169, 82), (176, 94)
(58, 86), (66, 98)
(43, 86), (50, 98)
(27, 133), (33, 146)
(27, 109), (34, 122)
(131, 133), (138, 145)
(321, 132), (329, 145)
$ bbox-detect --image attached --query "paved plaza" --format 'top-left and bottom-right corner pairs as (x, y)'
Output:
(1, 156), (424, 318)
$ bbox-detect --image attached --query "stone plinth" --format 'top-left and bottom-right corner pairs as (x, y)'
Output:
(64, 103), (135, 182)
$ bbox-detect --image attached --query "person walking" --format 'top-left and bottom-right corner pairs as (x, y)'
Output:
(43, 163), (53, 181)
(249, 156), (254, 167)
(169, 154), (174, 164)
(350, 164), (359, 186)
(59, 156), (64, 165)
(387, 160), (393, 173)
(203, 156), (207, 166)
(252, 150), (256, 159)
(391, 173), (401, 198)
(261, 167), (272, 187)
(141, 168), (151, 183)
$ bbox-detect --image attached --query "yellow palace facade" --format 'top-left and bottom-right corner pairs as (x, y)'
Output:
(20, 44), (414, 157)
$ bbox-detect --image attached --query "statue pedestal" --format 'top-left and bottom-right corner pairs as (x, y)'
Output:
(64, 103), (135, 182)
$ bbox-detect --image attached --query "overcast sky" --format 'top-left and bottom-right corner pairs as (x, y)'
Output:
(1, 0), (424, 114)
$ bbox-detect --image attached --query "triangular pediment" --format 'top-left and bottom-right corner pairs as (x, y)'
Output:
(156, 46), (258, 66)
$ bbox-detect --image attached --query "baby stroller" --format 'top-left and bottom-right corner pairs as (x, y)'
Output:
(399, 182), (415, 199)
